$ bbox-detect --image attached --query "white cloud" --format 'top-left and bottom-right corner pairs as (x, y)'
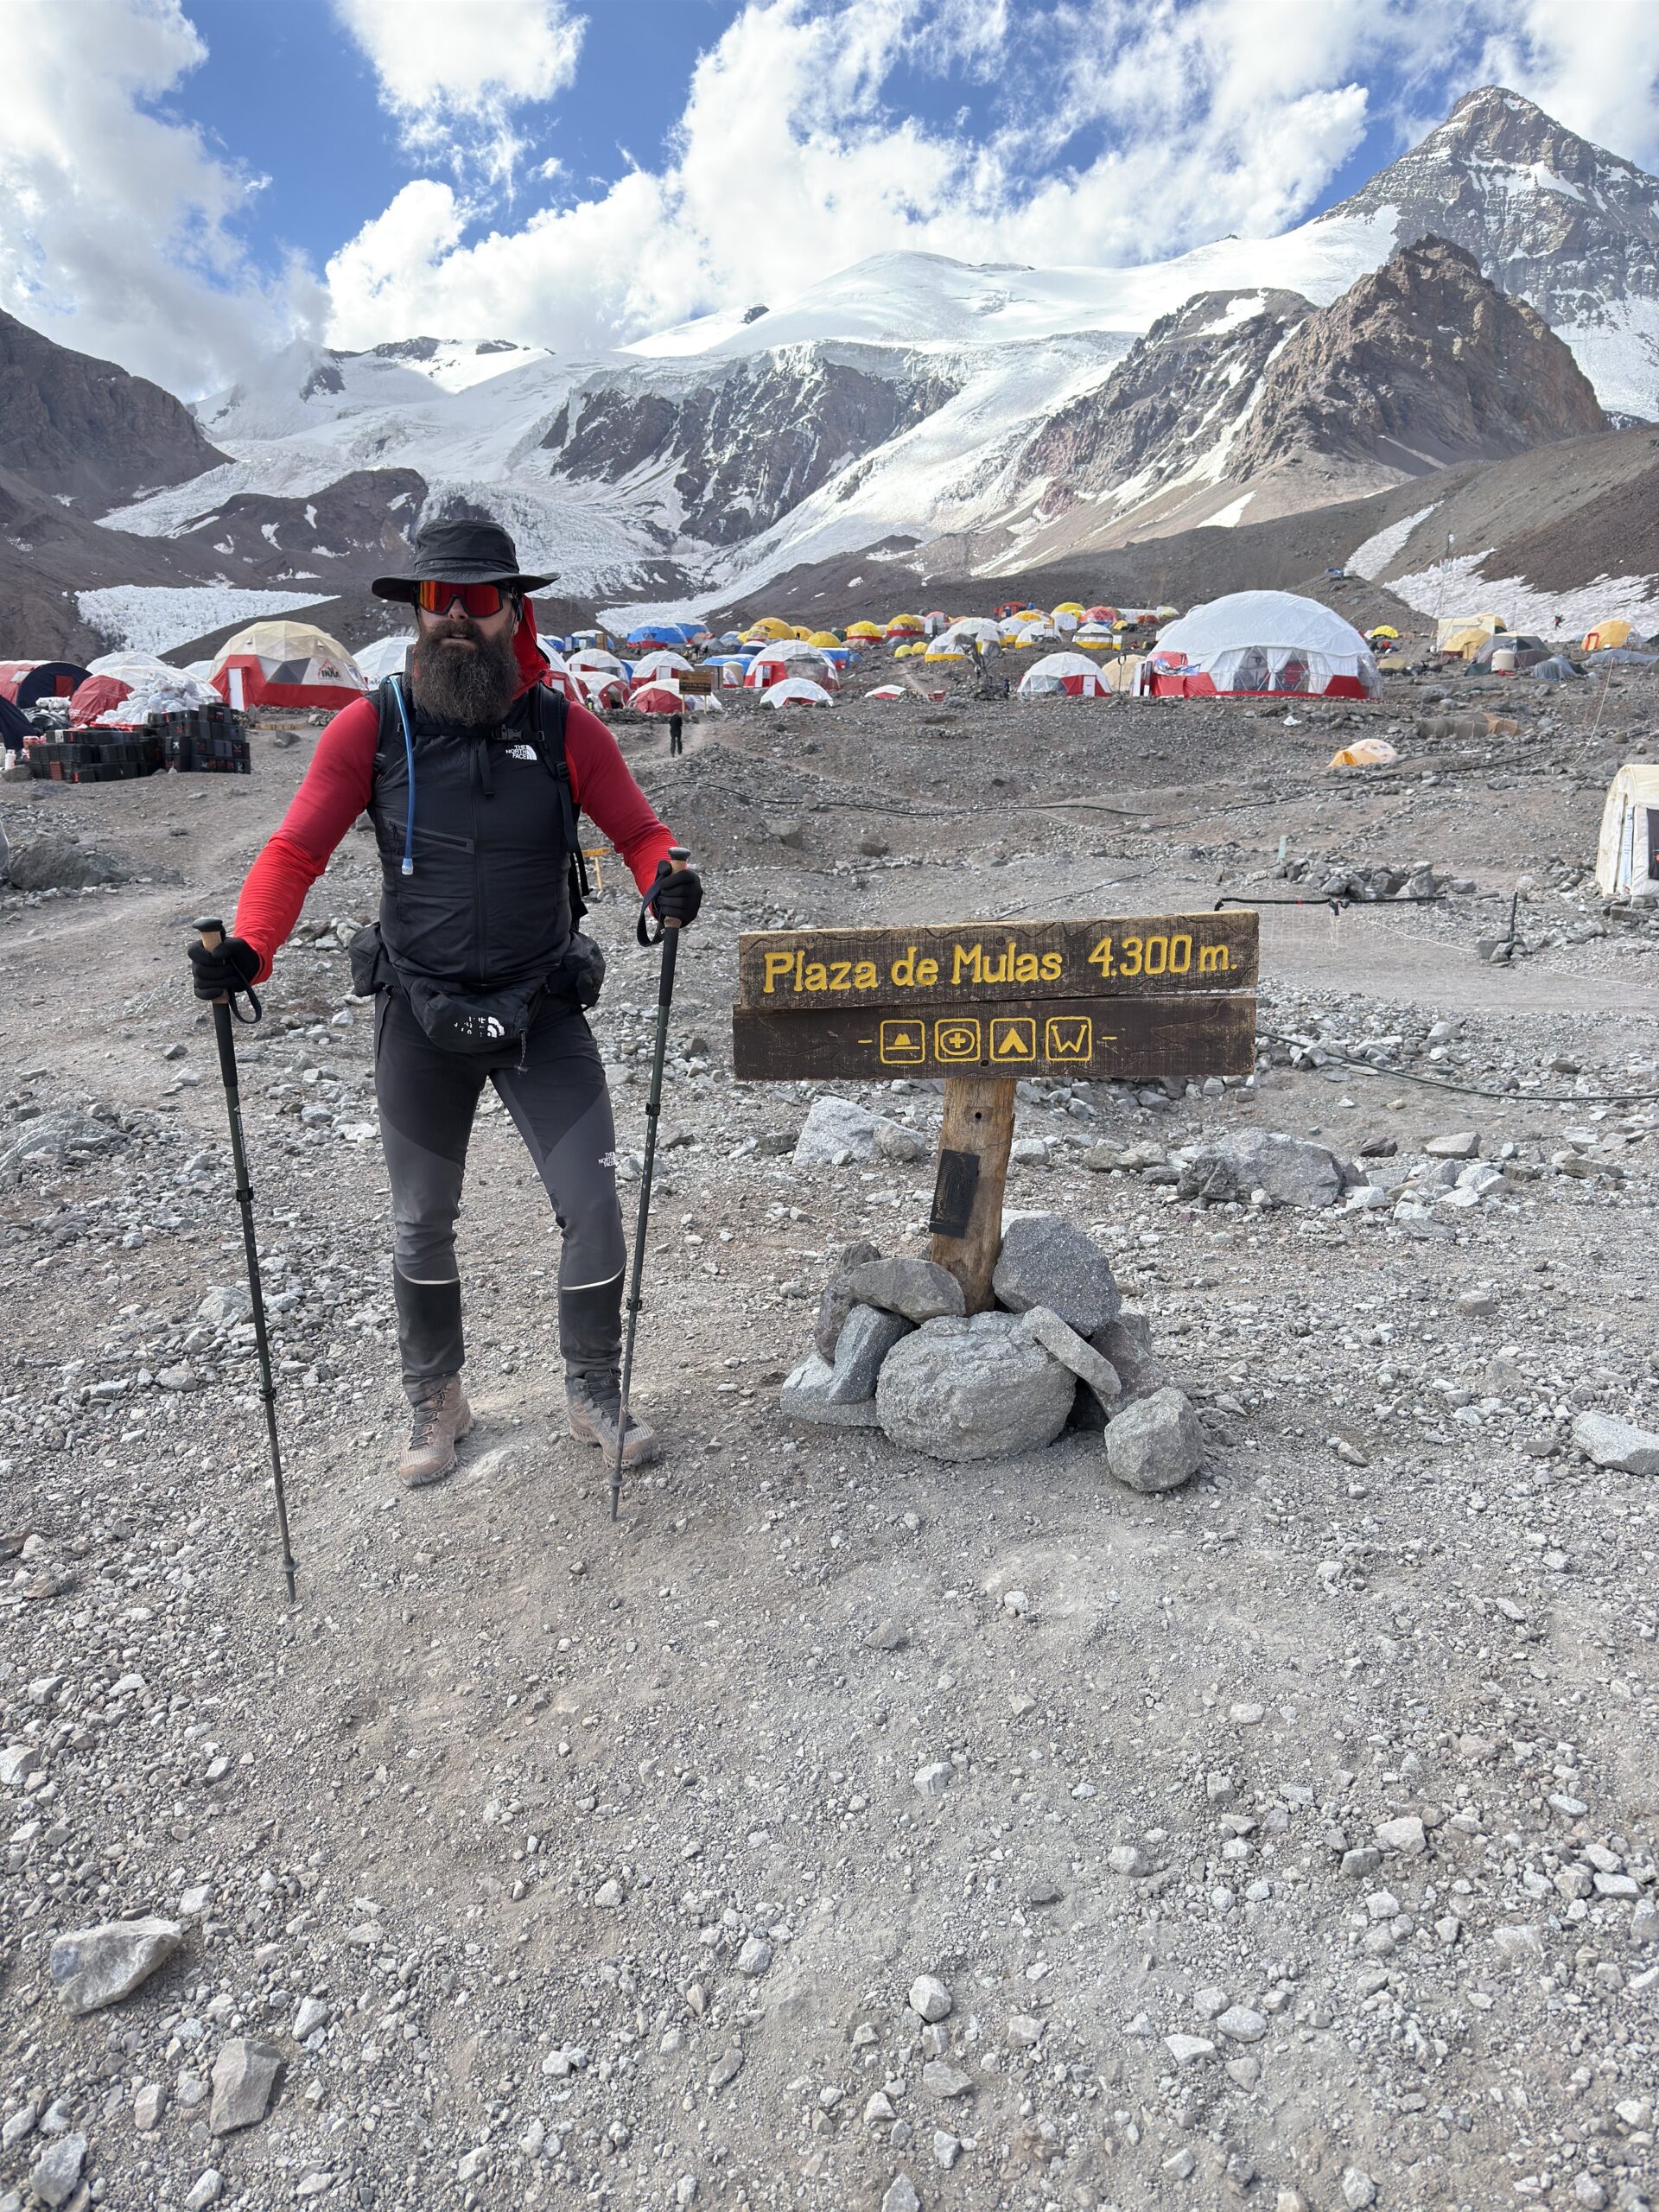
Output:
(323, 0), (1409, 351)
(333, 0), (586, 194)
(0, 0), (293, 394)
(1471, 0), (1659, 167)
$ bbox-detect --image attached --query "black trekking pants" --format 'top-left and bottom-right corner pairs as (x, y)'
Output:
(374, 990), (626, 1398)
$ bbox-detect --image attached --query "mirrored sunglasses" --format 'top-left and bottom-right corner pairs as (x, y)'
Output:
(416, 581), (509, 618)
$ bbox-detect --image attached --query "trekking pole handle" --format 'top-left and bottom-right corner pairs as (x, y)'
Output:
(663, 845), (690, 924)
(194, 915), (229, 1001)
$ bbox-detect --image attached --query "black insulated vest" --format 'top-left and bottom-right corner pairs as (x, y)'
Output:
(369, 681), (575, 993)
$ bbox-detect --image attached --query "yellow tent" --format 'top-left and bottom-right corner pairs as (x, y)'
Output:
(1436, 613), (1495, 650)
(1585, 617), (1632, 652)
(924, 645), (967, 662)
(1100, 655), (1142, 693)
(808, 630), (842, 648)
(846, 620), (882, 640)
(1330, 738), (1399, 768)
(1052, 601), (1085, 616)
(752, 616), (794, 639)
(1368, 625), (1400, 640)
(1439, 625), (1491, 660)
(791, 625), (814, 640)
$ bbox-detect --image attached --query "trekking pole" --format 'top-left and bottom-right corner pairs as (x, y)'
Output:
(194, 918), (298, 1601)
(612, 848), (690, 1522)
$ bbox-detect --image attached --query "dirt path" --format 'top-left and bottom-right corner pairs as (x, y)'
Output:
(3, 664), (1657, 2212)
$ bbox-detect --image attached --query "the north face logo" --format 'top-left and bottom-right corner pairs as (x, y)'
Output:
(507, 743), (537, 761)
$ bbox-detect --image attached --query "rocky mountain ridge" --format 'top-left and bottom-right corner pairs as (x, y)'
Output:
(0, 309), (227, 509)
(1, 85), (1655, 655)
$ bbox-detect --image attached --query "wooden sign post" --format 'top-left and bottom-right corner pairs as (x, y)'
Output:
(733, 912), (1259, 1310)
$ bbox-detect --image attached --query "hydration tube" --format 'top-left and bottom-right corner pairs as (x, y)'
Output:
(391, 676), (416, 876)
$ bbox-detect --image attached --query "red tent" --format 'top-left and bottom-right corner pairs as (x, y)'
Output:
(0, 660), (92, 707)
(70, 675), (135, 726)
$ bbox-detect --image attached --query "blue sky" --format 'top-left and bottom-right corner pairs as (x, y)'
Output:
(175, 0), (1428, 296)
(3, 0), (1657, 395)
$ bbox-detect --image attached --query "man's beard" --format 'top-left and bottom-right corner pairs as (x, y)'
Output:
(409, 618), (519, 726)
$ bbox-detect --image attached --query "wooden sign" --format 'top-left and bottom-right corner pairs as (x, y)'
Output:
(738, 912), (1255, 1013)
(732, 910), (1258, 1311)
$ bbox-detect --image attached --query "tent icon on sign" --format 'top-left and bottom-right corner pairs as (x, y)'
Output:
(878, 1020), (926, 1065)
(988, 1017), (1037, 1063)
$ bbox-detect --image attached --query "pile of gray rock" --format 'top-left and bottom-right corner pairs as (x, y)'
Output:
(782, 1214), (1205, 1493)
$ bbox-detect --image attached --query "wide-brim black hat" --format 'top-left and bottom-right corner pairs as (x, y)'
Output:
(371, 516), (555, 601)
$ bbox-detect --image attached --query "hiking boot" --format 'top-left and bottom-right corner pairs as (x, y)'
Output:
(566, 1370), (658, 1467)
(399, 1375), (473, 1488)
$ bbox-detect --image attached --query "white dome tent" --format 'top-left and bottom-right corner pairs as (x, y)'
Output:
(354, 634), (410, 684)
(1018, 652), (1109, 699)
(1148, 591), (1376, 699)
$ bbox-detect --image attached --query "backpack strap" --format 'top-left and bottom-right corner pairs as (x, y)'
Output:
(526, 683), (591, 925)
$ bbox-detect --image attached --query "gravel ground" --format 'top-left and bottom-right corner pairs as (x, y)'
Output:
(2, 655), (1657, 2212)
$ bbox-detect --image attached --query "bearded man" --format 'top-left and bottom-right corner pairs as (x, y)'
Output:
(188, 518), (701, 1484)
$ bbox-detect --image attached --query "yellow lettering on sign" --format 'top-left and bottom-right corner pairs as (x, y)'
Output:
(891, 946), (918, 987)
(916, 957), (938, 986)
(855, 959), (879, 990)
(951, 944), (980, 985)
(1045, 1014), (1092, 1059)
(763, 950), (795, 995)
(804, 961), (828, 992)
(1014, 950), (1040, 983)
(1198, 944), (1230, 974)
(1040, 951), (1063, 982)
(1089, 935), (1114, 978)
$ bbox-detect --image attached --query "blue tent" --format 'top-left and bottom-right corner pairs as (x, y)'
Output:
(1529, 655), (1584, 681)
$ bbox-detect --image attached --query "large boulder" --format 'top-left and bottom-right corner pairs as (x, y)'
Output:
(1573, 1411), (1659, 1477)
(793, 1097), (918, 1166)
(876, 1313), (1076, 1462)
(6, 836), (131, 893)
(992, 1214), (1121, 1335)
(1177, 1129), (1345, 1209)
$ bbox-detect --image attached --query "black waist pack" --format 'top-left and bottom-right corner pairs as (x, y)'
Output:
(348, 922), (605, 1053)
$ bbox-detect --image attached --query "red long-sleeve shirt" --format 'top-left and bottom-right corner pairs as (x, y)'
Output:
(232, 607), (676, 982)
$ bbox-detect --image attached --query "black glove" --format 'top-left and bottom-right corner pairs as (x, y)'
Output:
(645, 859), (702, 931)
(188, 934), (262, 1001)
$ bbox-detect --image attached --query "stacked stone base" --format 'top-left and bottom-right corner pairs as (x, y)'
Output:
(782, 1214), (1205, 1491)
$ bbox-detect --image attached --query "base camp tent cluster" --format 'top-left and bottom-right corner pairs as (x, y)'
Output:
(1147, 592), (1377, 699)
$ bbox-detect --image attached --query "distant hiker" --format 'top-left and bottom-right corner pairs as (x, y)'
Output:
(668, 709), (683, 758)
(188, 517), (702, 1486)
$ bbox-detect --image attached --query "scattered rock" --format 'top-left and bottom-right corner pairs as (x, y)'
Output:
(1166, 2033), (1216, 2063)
(1214, 2005), (1268, 2043)
(1376, 1815), (1427, 1855)
(880, 2177), (921, 2212)
(877, 1313), (1075, 1461)
(1423, 1131), (1480, 1159)
(183, 2173), (223, 2211)
(843, 1257), (965, 1324)
(48, 1916), (182, 2013)
(133, 2083), (166, 2131)
(28, 2132), (86, 2209)
(921, 2060), (972, 2100)
(1178, 1129), (1345, 1208)
(208, 2037), (283, 2134)
(1104, 1387), (1205, 1494)
(196, 1285), (252, 1329)
(908, 1974), (952, 2022)
(992, 1214), (1122, 1333)
(913, 1762), (954, 1798)
(0, 1111), (125, 1185)
(1341, 2170), (1378, 2210)
(1572, 1410), (1659, 1476)
(292, 1996), (331, 2041)
(734, 1936), (772, 1976)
